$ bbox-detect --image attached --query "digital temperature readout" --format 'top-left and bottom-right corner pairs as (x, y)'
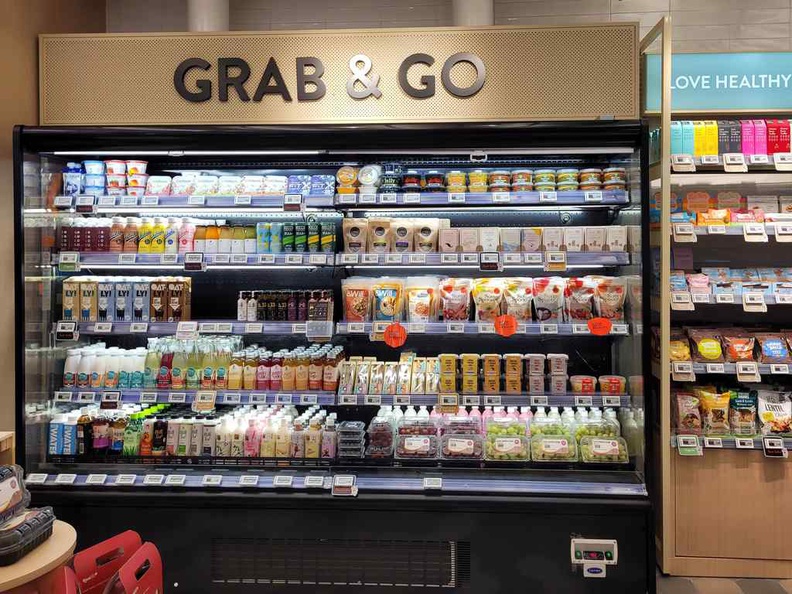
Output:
(584, 551), (605, 561)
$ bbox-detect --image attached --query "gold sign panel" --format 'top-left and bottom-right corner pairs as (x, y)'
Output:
(40, 25), (638, 126)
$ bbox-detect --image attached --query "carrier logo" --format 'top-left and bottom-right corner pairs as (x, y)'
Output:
(174, 53), (485, 102)
(585, 567), (603, 575)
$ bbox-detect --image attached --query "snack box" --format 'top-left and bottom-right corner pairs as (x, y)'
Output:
(503, 353), (522, 376)
(439, 228), (459, 253)
(0, 466), (31, 526)
(728, 120), (742, 153)
(606, 226), (627, 251)
(459, 228), (479, 252)
(441, 416), (481, 435)
(460, 353), (480, 376)
(693, 121), (707, 157)
(479, 228), (500, 252)
(441, 434), (484, 460)
(754, 119), (769, 155)
(681, 121), (695, 155)
(704, 121), (718, 156)
(741, 120), (755, 155)
(395, 435), (438, 459)
(501, 228), (521, 252)
(461, 375), (478, 394)
(482, 354), (501, 376)
(547, 353), (569, 375)
(527, 375), (545, 394)
(767, 119), (791, 154)
(542, 227), (563, 251)
(717, 120), (731, 155)
(438, 354), (457, 374)
(671, 121), (683, 155)
(563, 227), (584, 252)
(579, 436), (629, 464)
(747, 195), (779, 213)
(521, 228), (542, 252)
(585, 227), (607, 252)
(397, 417), (438, 436)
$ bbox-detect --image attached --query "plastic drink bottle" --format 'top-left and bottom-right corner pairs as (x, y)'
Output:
(123, 218), (139, 252)
(204, 224), (219, 254)
(185, 341), (201, 389)
(176, 417), (192, 456)
(215, 343), (230, 390)
(171, 343), (187, 389)
(109, 217), (125, 252)
(63, 348), (81, 388)
(201, 343), (216, 389)
(244, 419), (260, 457)
(218, 225), (233, 253)
(138, 218), (153, 253)
(178, 218), (196, 253)
(164, 217), (180, 253)
(244, 225), (257, 254)
(243, 352), (257, 390)
(131, 348), (146, 388)
(90, 349), (107, 389)
(228, 351), (243, 390)
(231, 226), (245, 254)
(122, 413), (142, 456)
(103, 347), (121, 388)
(231, 418), (244, 457)
(150, 217), (166, 253)
(143, 341), (160, 389)
(193, 224), (206, 252)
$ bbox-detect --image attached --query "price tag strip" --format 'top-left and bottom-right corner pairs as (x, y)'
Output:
(743, 223), (768, 243)
(671, 154), (696, 173)
(742, 292), (767, 313)
(331, 475), (358, 497)
(676, 435), (703, 456)
(672, 223), (697, 243)
(736, 362), (761, 383)
(672, 361), (696, 383)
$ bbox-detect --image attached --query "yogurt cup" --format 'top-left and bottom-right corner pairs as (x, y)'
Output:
(127, 174), (148, 188)
(105, 187), (127, 196)
(104, 160), (126, 175)
(557, 182), (579, 192)
(106, 173), (127, 188)
(523, 353), (546, 376)
(145, 175), (172, 196)
(534, 169), (556, 184)
(580, 168), (602, 183)
(598, 375), (627, 394)
(488, 170), (511, 186)
(603, 181), (626, 191)
(194, 176), (219, 195)
(556, 168), (579, 184)
(83, 186), (105, 197)
(83, 174), (105, 187)
(125, 160), (148, 175)
(171, 175), (197, 195)
(126, 186), (146, 197)
(570, 375), (597, 394)
(512, 169), (533, 184)
(82, 160), (104, 175)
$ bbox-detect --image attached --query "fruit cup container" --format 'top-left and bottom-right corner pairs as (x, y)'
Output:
(531, 435), (579, 462)
(485, 417), (527, 437)
(579, 436), (629, 464)
(441, 434), (484, 460)
(395, 435), (438, 459)
(528, 419), (572, 438)
(484, 434), (530, 461)
(574, 418), (620, 443)
(397, 417), (438, 436)
(441, 415), (481, 435)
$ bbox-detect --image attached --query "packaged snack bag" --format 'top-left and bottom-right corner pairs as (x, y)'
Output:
(674, 392), (702, 435)
(757, 390), (792, 435)
(342, 219), (368, 253)
(720, 329), (756, 362)
(503, 278), (533, 321)
(729, 390), (758, 436)
(440, 278), (472, 321)
(755, 333), (791, 363)
(594, 277), (627, 321)
(697, 387), (731, 435)
(532, 277), (565, 322)
(564, 277), (596, 322)
(472, 278), (505, 322)
(688, 328), (724, 362)
(341, 277), (372, 322)
(405, 276), (439, 323)
(371, 278), (404, 322)
(670, 329), (692, 361)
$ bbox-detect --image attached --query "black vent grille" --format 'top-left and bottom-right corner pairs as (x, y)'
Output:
(211, 538), (469, 588)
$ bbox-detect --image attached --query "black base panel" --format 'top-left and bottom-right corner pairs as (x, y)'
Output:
(37, 490), (653, 594)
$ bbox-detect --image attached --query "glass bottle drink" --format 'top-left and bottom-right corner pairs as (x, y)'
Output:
(215, 341), (230, 389)
(171, 342), (188, 389)
(200, 341), (216, 389)
(152, 416), (167, 456)
(287, 291), (297, 321)
(92, 412), (110, 453)
(298, 291), (308, 321)
(218, 225), (233, 253)
(231, 226), (245, 254)
(295, 352), (309, 392)
(185, 340), (201, 389)
(270, 352), (283, 390)
(178, 217), (196, 253)
(204, 224), (219, 254)
(143, 340), (160, 389)
(156, 339), (173, 389)
(282, 354), (296, 391)
(308, 354), (323, 391)
(109, 217), (125, 252)
(256, 352), (271, 391)
(228, 351), (244, 390)
(243, 352), (257, 390)
(244, 225), (257, 254)
(138, 217), (154, 253)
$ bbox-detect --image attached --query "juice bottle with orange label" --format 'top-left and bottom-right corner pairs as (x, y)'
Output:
(204, 224), (220, 254)
(193, 225), (206, 252)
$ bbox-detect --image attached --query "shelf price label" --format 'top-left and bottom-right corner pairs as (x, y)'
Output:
(463, 395), (481, 406)
(672, 361), (695, 382)
(202, 475), (223, 486)
(54, 391), (72, 402)
(177, 321), (199, 338)
(58, 252), (80, 272)
(160, 253), (178, 265)
(77, 392), (96, 403)
(705, 363), (725, 374)
(446, 322), (465, 334)
(492, 191), (510, 203)
(503, 253), (522, 265)
(572, 324), (590, 335)
(544, 251), (567, 272)
(762, 437), (788, 458)
(394, 394), (411, 406)
(461, 253), (479, 264)
(602, 395), (622, 408)
(379, 192), (398, 204)
(773, 152), (792, 171)
(168, 392), (187, 404)
(409, 253), (426, 265)
(308, 254), (327, 265)
(53, 195), (73, 208)
(282, 193), (303, 211)
(700, 154), (720, 166)
(55, 473), (77, 485)
(690, 293), (710, 305)
(575, 395), (593, 407)
(736, 362), (761, 383)
(339, 394), (357, 406)
(530, 395), (549, 406)
(275, 393), (292, 404)
(165, 475), (186, 486)
(244, 323), (263, 334)
(364, 394), (382, 406)
(300, 393), (318, 405)
(539, 191), (557, 203)
(715, 293), (735, 304)
(676, 435), (702, 456)
(336, 194), (357, 205)
(671, 154), (696, 172)
(423, 477), (443, 491)
(403, 192), (421, 204)
(238, 475), (259, 487)
(447, 192), (466, 204)
(285, 254), (303, 265)
(115, 474), (137, 486)
(55, 321), (78, 341)
(212, 254), (230, 264)
(257, 254), (275, 264)
(749, 154), (770, 165)
(742, 292), (767, 313)
(234, 194), (252, 205)
(304, 475), (326, 489)
(141, 195), (159, 206)
(86, 474), (108, 485)
(479, 252), (501, 272)
(118, 253), (136, 265)
(703, 437), (723, 449)
(25, 474), (48, 485)
(331, 475), (357, 497)
(584, 191), (603, 203)
(743, 223), (768, 243)
(193, 390), (217, 412)
(143, 474), (165, 486)
(188, 195), (206, 206)
(223, 392), (241, 405)
(441, 253), (459, 264)
(706, 224), (726, 235)
(273, 475), (294, 488)
(672, 223), (697, 243)
(120, 195), (138, 206)
(735, 437), (756, 449)
(539, 323), (558, 335)
(775, 223), (792, 243)
(723, 153), (747, 173)
(94, 322), (113, 334)
(340, 253), (359, 265)
(771, 364), (790, 375)
(670, 291), (694, 311)
(139, 392), (158, 403)
(183, 252), (205, 271)
(358, 192), (377, 204)
(361, 254), (379, 264)
(484, 395), (502, 406)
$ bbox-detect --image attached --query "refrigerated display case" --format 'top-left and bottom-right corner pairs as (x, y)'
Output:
(15, 122), (652, 593)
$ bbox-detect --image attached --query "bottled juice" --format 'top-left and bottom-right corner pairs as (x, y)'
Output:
(110, 413), (127, 455)
(138, 218), (154, 253)
(260, 419), (276, 457)
(139, 415), (154, 456)
(123, 217), (139, 252)
(308, 355), (323, 391)
(228, 351), (244, 390)
(109, 217), (125, 252)
(275, 420), (291, 458)
(244, 225), (257, 254)
(193, 224), (207, 252)
(189, 416), (204, 456)
(321, 418), (337, 459)
(290, 420), (305, 458)
(295, 353), (309, 391)
(171, 343), (188, 389)
(200, 343), (216, 389)
(156, 341), (173, 389)
(185, 341), (201, 389)
(231, 226), (246, 254)
(243, 352), (257, 390)
(304, 418), (322, 458)
(244, 419), (260, 457)
(92, 413), (110, 452)
(256, 352), (271, 390)
(282, 354), (296, 391)
(152, 416), (167, 456)
(178, 217), (196, 253)
(164, 217), (180, 253)
(218, 225), (234, 253)
(215, 342), (230, 389)
(231, 418), (244, 457)
(76, 408), (94, 456)
(122, 413), (142, 456)
(204, 224), (219, 254)
(271, 352), (283, 390)
(143, 341), (159, 388)
(151, 217), (166, 253)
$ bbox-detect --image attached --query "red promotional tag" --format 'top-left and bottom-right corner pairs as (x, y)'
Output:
(384, 322), (408, 348)
(587, 317), (613, 336)
(494, 314), (518, 337)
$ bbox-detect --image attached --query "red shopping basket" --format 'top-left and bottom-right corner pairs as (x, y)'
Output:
(101, 542), (162, 594)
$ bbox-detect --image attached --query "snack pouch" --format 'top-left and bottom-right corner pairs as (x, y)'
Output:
(503, 278), (533, 321)
(670, 329), (692, 361)
(440, 278), (472, 321)
(720, 329), (755, 362)
(532, 277), (565, 322)
(729, 390), (758, 436)
(564, 277), (596, 322)
(674, 392), (702, 435)
(371, 279), (404, 322)
(405, 276), (439, 323)
(595, 277), (627, 321)
(755, 333), (791, 363)
(688, 328), (724, 362)
(757, 390), (792, 435)
(342, 277), (372, 322)
(472, 278), (504, 322)
(698, 388), (731, 435)
(343, 219), (368, 253)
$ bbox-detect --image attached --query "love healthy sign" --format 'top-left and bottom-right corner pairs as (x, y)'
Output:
(645, 53), (792, 112)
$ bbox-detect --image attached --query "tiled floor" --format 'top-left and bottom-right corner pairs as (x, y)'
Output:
(658, 574), (792, 594)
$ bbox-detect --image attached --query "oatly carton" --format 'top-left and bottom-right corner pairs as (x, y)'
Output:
(79, 280), (97, 322)
(114, 281), (133, 322)
(149, 280), (168, 323)
(97, 281), (115, 323)
(167, 279), (186, 323)
(62, 278), (80, 321)
(132, 281), (150, 322)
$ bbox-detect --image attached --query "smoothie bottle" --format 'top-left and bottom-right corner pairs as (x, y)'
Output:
(63, 348), (81, 388)
(138, 217), (153, 253)
(185, 341), (201, 389)
(109, 217), (125, 252)
(123, 217), (139, 252)
(256, 352), (271, 391)
(228, 351), (244, 390)
(244, 225), (257, 254)
(231, 226), (245, 254)
(218, 225), (233, 253)
(214, 341), (230, 389)
(200, 342), (216, 389)
(178, 217), (196, 253)
(204, 224), (219, 254)
(164, 217), (180, 253)
(193, 224), (207, 253)
(152, 416), (167, 456)
(242, 352), (257, 390)
(171, 342), (187, 389)
(281, 354), (296, 391)
(150, 217), (166, 253)
(244, 418), (260, 457)
(91, 412), (110, 452)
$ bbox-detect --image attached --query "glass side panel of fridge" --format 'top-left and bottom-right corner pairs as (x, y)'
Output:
(21, 148), (645, 484)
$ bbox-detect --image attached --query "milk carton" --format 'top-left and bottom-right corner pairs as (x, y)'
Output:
(114, 280), (133, 322)
(79, 280), (98, 322)
(133, 281), (150, 322)
(97, 281), (115, 322)
(62, 278), (80, 321)
(149, 280), (168, 323)
(167, 279), (187, 323)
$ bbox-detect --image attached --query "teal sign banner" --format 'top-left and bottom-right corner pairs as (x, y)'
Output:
(645, 53), (792, 112)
